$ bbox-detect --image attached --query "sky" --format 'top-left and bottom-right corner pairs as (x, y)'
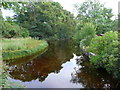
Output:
(53, 0), (119, 16)
(2, 0), (120, 19)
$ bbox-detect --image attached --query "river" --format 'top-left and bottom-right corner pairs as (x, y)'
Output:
(5, 40), (119, 88)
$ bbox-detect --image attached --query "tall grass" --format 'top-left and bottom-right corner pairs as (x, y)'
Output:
(2, 37), (48, 60)
(2, 37), (38, 51)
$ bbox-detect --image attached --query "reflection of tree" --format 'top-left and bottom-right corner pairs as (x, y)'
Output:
(8, 40), (80, 82)
(47, 40), (80, 62)
(0, 64), (25, 88)
(8, 54), (62, 82)
(70, 60), (119, 88)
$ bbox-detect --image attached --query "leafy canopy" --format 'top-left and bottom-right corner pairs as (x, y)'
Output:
(7, 1), (76, 40)
(75, 0), (114, 34)
(73, 23), (96, 47)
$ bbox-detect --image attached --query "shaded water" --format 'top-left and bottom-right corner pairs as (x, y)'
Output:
(5, 40), (119, 88)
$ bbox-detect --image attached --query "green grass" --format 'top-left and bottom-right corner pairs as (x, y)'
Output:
(2, 37), (48, 60)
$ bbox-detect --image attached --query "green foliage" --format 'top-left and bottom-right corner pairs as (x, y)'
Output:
(88, 31), (119, 79)
(2, 38), (48, 60)
(2, 21), (29, 38)
(75, 0), (114, 34)
(11, 2), (76, 40)
(73, 23), (96, 47)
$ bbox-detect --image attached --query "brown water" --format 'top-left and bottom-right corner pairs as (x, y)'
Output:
(6, 40), (119, 88)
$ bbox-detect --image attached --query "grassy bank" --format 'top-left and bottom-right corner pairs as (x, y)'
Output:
(2, 37), (48, 61)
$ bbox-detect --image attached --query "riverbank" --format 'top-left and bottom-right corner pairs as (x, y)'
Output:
(2, 37), (48, 61)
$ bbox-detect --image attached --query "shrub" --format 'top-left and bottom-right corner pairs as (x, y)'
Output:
(73, 23), (96, 47)
(88, 31), (119, 79)
(2, 22), (29, 38)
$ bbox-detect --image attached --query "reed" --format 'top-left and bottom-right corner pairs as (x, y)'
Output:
(2, 37), (48, 61)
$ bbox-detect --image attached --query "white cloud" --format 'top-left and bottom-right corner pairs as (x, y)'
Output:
(2, 8), (15, 19)
(2, 0), (119, 19)
(54, 0), (119, 16)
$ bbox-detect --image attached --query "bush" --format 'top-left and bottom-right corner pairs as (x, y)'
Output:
(73, 23), (96, 47)
(87, 31), (119, 79)
(2, 22), (29, 38)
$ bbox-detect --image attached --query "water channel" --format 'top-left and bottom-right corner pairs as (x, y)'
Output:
(5, 40), (119, 88)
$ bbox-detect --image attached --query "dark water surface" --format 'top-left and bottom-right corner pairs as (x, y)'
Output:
(5, 40), (119, 88)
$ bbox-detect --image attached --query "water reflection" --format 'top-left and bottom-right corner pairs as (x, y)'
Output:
(70, 59), (119, 88)
(6, 40), (120, 88)
(7, 40), (79, 82)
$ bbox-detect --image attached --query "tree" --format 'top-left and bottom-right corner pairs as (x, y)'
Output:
(2, 21), (29, 38)
(73, 23), (96, 47)
(7, 1), (76, 40)
(75, 0), (114, 34)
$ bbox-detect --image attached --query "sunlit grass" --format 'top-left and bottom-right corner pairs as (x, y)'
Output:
(2, 37), (39, 51)
(2, 37), (48, 60)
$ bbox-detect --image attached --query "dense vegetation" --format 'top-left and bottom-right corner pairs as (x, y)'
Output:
(73, 0), (119, 79)
(2, 1), (76, 40)
(87, 31), (119, 79)
(74, 1), (116, 34)
(1, 0), (119, 88)
(2, 21), (29, 38)
(73, 23), (96, 47)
